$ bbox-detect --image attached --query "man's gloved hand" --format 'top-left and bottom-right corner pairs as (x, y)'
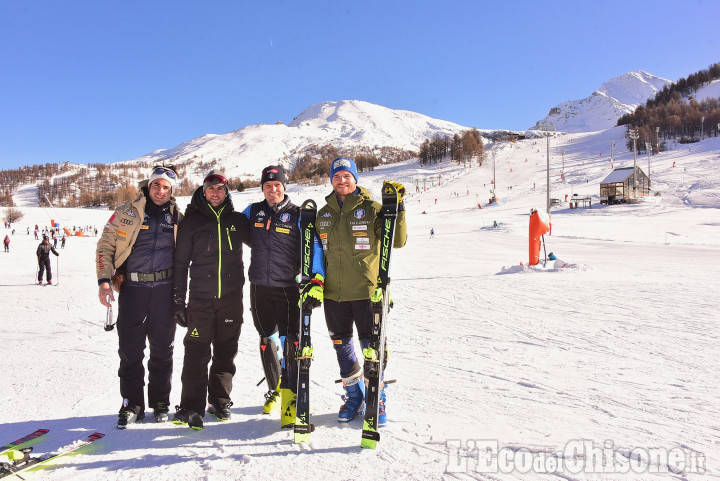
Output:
(299, 273), (324, 309)
(371, 287), (394, 307)
(385, 181), (406, 202)
(173, 301), (187, 328)
(371, 287), (384, 303)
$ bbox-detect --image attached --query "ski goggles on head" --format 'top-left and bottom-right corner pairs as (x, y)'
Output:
(152, 166), (177, 178)
(203, 173), (228, 186)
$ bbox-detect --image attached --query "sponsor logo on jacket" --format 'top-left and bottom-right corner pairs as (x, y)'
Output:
(354, 209), (365, 219)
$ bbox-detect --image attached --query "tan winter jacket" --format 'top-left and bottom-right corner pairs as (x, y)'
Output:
(95, 182), (181, 283)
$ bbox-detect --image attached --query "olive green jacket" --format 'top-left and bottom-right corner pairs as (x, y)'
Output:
(316, 186), (407, 302)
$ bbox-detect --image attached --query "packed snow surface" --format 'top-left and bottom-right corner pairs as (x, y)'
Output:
(1, 126), (719, 480)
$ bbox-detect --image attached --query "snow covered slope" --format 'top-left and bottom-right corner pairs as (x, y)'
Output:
(1, 127), (718, 480)
(532, 71), (671, 133)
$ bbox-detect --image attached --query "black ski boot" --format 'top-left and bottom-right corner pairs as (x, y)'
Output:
(172, 406), (204, 430)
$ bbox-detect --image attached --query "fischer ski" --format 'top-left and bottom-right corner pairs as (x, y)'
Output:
(0, 430), (49, 458)
(0, 432), (104, 479)
(361, 182), (400, 449)
(294, 199), (317, 443)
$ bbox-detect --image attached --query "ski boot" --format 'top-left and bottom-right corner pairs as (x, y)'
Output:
(172, 406), (204, 430)
(280, 388), (296, 428)
(263, 384), (280, 414)
(153, 401), (169, 423)
(378, 383), (388, 425)
(117, 406), (145, 429)
(338, 378), (365, 422)
(208, 401), (233, 421)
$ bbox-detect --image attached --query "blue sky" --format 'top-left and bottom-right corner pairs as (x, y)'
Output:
(1, 0), (718, 169)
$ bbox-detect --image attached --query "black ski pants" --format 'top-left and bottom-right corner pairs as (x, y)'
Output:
(323, 298), (374, 379)
(249, 283), (300, 392)
(38, 257), (52, 282)
(116, 281), (176, 413)
(180, 294), (243, 416)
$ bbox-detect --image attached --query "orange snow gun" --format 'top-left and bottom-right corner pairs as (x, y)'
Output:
(529, 209), (551, 266)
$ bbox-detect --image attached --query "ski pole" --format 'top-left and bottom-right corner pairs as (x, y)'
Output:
(55, 255), (59, 286)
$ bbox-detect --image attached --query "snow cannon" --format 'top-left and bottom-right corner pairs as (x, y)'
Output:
(529, 208), (551, 266)
(63, 227), (72, 236)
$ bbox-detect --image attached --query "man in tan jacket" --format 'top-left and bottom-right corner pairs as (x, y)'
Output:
(96, 166), (182, 429)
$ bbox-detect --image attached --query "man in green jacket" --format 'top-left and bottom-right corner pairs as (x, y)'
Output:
(305, 157), (407, 423)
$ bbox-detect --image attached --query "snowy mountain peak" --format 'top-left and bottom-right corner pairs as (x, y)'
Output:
(532, 71), (672, 133)
(126, 100), (471, 182)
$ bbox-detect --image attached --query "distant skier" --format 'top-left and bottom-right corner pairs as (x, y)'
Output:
(430, 228), (434, 238)
(61, 235), (66, 249)
(36, 235), (59, 285)
(3, 235), (9, 252)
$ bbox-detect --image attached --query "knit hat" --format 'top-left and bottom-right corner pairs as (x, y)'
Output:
(329, 157), (358, 183)
(148, 166), (178, 192)
(202, 172), (229, 194)
(261, 165), (287, 188)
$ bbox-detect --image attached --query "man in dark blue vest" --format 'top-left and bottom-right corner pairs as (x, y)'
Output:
(242, 165), (324, 428)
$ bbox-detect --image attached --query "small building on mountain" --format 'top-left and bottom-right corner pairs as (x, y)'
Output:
(600, 166), (650, 204)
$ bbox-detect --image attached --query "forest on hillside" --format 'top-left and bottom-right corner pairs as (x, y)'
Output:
(618, 62), (720, 152)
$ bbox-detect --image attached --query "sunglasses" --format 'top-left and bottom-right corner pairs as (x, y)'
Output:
(153, 166), (177, 179)
(204, 174), (228, 185)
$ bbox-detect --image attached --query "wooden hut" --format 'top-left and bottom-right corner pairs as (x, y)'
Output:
(600, 166), (649, 204)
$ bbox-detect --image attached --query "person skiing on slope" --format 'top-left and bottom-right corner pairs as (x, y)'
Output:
(171, 172), (251, 430)
(241, 165), (324, 427)
(96, 166), (182, 428)
(3, 235), (9, 252)
(307, 157), (407, 423)
(36, 235), (59, 284)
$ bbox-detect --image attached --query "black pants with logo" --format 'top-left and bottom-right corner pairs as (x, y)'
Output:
(180, 294), (243, 415)
(117, 281), (176, 413)
(249, 283), (300, 392)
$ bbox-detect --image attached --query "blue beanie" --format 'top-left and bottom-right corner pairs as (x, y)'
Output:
(329, 157), (358, 183)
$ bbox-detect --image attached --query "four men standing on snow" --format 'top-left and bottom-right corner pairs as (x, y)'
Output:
(95, 159), (406, 430)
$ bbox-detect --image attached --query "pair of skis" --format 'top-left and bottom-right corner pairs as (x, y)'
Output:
(293, 200), (317, 443)
(360, 182), (399, 449)
(1, 429), (104, 479)
(294, 182), (400, 449)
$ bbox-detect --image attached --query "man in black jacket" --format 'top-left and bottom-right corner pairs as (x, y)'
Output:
(172, 172), (251, 430)
(36, 235), (59, 285)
